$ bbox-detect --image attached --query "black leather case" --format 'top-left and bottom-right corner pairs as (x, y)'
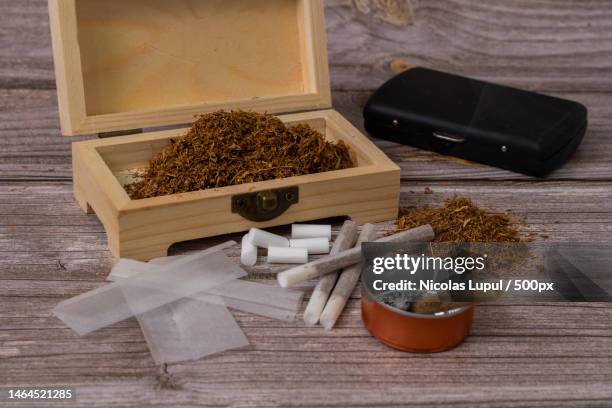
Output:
(363, 67), (588, 177)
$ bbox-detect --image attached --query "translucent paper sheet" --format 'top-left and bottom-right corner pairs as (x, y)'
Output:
(109, 255), (304, 322)
(207, 280), (304, 322)
(54, 251), (246, 335)
(109, 241), (236, 281)
(138, 295), (249, 365)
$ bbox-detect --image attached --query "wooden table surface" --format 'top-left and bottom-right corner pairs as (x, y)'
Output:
(2, 1), (612, 407)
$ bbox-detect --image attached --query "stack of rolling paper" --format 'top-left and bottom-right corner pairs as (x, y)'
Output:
(53, 241), (303, 364)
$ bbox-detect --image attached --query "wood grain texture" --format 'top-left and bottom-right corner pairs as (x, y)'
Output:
(48, 0), (333, 135)
(71, 109), (399, 260)
(1, 1), (612, 179)
(2, 0), (612, 406)
(2, 182), (612, 406)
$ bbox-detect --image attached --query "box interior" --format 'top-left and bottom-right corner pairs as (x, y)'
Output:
(95, 117), (376, 199)
(75, 0), (311, 116)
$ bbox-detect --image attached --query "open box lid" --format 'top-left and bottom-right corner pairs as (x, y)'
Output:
(48, 0), (332, 136)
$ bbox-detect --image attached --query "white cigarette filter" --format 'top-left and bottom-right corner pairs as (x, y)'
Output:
(241, 234), (258, 266)
(291, 224), (332, 240)
(277, 224), (435, 288)
(248, 228), (289, 249)
(267, 247), (308, 264)
(290, 238), (330, 255)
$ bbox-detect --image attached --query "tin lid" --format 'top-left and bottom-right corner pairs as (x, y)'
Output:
(49, 0), (332, 136)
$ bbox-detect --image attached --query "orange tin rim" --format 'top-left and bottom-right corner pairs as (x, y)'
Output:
(361, 283), (474, 353)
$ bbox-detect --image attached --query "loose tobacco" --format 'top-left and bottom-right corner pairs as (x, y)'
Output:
(386, 196), (529, 314)
(393, 196), (523, 243)
(126, 111), (355, 199)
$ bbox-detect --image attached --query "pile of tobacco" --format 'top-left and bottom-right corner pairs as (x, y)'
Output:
(126, 111), (355, 199)
(393, 196), (523, 243)
(385, 196), (527, 314)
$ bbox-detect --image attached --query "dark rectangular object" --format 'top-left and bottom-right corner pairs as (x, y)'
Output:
(363, 67), (588, 177)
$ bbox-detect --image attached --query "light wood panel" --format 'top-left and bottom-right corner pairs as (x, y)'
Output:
(48, 0), (332, 135)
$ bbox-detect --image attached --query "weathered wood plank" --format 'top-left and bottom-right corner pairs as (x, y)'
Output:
(1, 299), (611, 406)
(2, 0), (612, 406)
(4, 0), (612, 92)
(2, 88), (612, 181)
(0, 89), (89, 181)
(327, 0), (612, 93)
(1, 181), (612, 407)
(2, 1), (612, 180)
(0, 0), (53, 89)
(2, 180), (612, 281)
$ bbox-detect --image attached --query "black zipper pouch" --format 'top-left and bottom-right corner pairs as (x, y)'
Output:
(363, 67), (588, 177)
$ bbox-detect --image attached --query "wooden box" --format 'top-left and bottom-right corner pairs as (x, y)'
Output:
(49, 0), (400, 260)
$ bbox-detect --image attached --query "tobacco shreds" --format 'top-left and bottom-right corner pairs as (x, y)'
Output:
(393, 196), (523, 243)
(126, 111), (355, 199)
(384, 197), (528, 314)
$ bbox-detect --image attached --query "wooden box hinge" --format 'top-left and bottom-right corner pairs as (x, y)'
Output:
(98, 129), (144, 138)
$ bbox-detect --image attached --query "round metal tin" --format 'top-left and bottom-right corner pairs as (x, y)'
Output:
(362, 283), (474, 353)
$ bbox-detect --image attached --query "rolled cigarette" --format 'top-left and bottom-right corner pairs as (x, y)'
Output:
(248, 228), (289, 249)
(319, 224), (377, 330)
(241, 234), (258, 266)
(292, 224), (332, 240)
(290, 238), (330, 255)
(277, 224), (435, 288)
(267, 247), (308, 264)
(302, 220), (359, 326)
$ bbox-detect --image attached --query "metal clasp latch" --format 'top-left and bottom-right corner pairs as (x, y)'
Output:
(232, 187), (299, 222)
